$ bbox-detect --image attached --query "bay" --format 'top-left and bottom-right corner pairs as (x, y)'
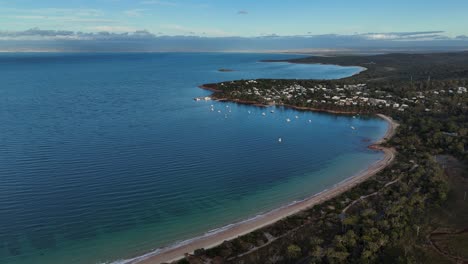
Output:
(0, 52), (387, 264)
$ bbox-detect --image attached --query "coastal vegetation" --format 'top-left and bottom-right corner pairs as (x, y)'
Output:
(172, 51), (467, 264)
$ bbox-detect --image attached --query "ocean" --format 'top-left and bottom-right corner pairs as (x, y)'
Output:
(0, 52), (387, 264)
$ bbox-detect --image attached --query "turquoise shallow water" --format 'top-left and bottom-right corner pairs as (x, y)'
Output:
(0, 53), (387, 264)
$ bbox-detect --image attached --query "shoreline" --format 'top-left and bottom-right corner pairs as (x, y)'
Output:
(198, 86), (384, 116)
(124, 114), (398, 264)
(259, 60), (369, 76)
(198, 86), (367, 115)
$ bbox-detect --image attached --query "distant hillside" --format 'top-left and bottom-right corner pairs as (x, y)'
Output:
(267, 51), (468, 81)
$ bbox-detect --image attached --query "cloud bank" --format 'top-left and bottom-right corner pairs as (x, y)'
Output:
(0, 28), (467, 52)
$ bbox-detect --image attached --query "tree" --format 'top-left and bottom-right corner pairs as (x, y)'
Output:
(287, 244), (301, 259)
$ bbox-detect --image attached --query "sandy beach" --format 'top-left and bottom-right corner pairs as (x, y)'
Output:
(130, 114), (398, 264)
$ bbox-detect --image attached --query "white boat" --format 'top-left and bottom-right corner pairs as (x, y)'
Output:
(295, 115), (299, 119)
(262, 112), (266, 116)
(248, 110), (251, 114)
(278, 137), (282, 143)
(308, 119), (312, 123)
(351, 126), (356, 130)
(270, 110), (275, 113)
(286, 118), (291, 122)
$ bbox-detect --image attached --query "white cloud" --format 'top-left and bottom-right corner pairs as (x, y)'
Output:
(0, 28), (156, 41)
(1, 28), (468, 53)
(2, 7), (112, 24)
(9, 15), (114, 23)
(9, 8), (104, 17)
(161, 24), (231, 37)
(123, 9), (147, 17)
(140, 0), (178, 6)
(362, 31), (445, 41)
(0, 29), (459, 43)
(89, 26), (140, 33)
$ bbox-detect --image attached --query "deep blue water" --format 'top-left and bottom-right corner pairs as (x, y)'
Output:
(0, 53), (387, 264)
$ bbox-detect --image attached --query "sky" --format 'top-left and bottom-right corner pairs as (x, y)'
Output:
(1, 0), (468, 51)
